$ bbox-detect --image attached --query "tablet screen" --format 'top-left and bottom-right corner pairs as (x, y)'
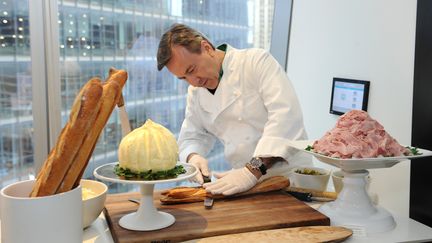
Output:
(330, 78), (370, 115)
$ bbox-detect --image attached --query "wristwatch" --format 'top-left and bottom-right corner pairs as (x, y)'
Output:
(248, 157), (267, 175)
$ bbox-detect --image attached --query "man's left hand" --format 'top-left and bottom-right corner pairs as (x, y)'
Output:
(203, 167), (257, 196)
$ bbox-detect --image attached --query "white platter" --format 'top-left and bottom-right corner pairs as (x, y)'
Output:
(94, 162), (197, 184)
(287, 140), (432, 171)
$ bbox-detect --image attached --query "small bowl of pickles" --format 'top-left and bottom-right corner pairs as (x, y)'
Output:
(290, 167), (330, 192)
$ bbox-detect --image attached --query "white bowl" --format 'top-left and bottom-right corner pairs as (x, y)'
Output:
(331, 170), (344, 194)
(81, 179), (107, 228)
(291, 166), (330, 191)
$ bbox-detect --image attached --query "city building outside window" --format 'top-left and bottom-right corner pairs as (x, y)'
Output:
(0, 0), (275, 192)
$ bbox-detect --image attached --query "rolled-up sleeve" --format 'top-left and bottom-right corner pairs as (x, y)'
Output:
(178, 87), (217, 162)
(251, 50), (307, 160)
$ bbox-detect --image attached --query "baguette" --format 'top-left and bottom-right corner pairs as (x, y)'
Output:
(160, 176), (290, 204)
(31, 78), (103, 197)
(165, 187), (207, 199)
(57, 68), (128, 193)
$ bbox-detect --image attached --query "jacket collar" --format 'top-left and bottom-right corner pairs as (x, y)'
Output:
(197, 44), (242, 119)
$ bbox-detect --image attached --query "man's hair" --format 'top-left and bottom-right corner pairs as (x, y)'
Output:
(157, 23), (215, 71)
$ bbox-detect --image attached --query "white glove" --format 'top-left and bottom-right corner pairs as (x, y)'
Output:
(188, 154), (210, 185)
(203, 167), (257, 196)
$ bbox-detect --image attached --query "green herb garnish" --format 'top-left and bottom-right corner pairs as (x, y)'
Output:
(406, 146), (422, 156)
(114, 164), (186, 180)
(295, 168), (324, 175)
(305, 145), (314, 151)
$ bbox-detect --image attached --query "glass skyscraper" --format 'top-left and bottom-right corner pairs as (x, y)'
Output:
(0, 0), (274, 191)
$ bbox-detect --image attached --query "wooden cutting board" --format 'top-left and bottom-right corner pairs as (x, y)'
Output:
(187, 226), (352, 243)
(104, 190), (330, 243)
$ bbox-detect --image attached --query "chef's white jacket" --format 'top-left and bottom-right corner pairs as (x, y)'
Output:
(178, 45), (311, 178)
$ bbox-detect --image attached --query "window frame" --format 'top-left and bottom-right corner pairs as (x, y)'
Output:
(270, 0), (293, 70)
(29, 0), (62, 172)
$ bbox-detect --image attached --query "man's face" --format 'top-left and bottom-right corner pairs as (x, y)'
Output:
(166, 40), (220, 89)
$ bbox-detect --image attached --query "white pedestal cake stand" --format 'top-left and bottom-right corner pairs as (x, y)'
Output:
(288, 140), (432, 235)
(94, 162), (197, 231)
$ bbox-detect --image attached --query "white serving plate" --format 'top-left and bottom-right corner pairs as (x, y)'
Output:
(287, 140), (432, 171)
(94, 162), (197, 184)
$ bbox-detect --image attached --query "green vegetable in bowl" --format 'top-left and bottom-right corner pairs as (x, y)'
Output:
(295, 168), (324, 175)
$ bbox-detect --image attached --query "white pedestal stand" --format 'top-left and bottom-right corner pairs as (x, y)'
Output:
(319, 169), (395, 234)
(118, 184), (175, 231)
(287, 140), (432, 235)
(93, 162), (197, 231)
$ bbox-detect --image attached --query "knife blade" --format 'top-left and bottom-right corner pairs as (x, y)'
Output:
(203, 175), (213, 209)
(287, 191), (334, 202)
(117, 94), (132, 137)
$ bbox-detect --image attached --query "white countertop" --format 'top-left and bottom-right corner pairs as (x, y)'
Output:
(306, 202), (432, 243)
(2, 204), (432, 242)
(83, 214), (114, 243)
(345, 216), (432, 243)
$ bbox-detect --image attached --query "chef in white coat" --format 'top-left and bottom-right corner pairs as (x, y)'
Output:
(157, 23), (310, 196)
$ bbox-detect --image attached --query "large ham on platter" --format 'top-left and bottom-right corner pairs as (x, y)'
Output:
(312, 110), (410, 158)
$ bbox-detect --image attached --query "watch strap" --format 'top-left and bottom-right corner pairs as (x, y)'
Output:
(258, 163), (267, 175)
(248, 157), (267, 175)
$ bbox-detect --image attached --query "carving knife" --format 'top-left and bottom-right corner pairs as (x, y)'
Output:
(286, 191), (334, 202)
(117, 94), (131, 137)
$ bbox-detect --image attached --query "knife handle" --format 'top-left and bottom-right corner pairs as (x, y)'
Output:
(203, 175), (211, 183)
(204, 197), (214, 209)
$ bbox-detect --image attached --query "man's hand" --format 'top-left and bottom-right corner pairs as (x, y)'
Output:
(187, 154), (210, 184)
(203, 167), (257, 196)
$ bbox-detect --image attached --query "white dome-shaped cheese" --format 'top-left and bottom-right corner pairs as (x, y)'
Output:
(118, 119), (178, 172)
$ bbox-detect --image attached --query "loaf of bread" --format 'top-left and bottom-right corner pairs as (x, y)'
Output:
(160, 176), (290, 204)
(162, 187), (208, 199)
(30, 68), (128, 197)
(57, 68), (128, 193)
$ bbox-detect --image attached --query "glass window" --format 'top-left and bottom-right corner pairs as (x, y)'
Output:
(58, 0), (274, 192)
(0, 0), (275, 191)
(0, 0), (33, 188)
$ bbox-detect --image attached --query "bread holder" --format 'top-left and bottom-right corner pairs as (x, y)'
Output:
(0, 180), (82, 243)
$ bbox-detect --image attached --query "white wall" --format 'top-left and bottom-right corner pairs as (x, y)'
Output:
(287, 0), (417, 217)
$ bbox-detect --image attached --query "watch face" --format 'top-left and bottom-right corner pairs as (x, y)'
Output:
(250, 157), (262, 168)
